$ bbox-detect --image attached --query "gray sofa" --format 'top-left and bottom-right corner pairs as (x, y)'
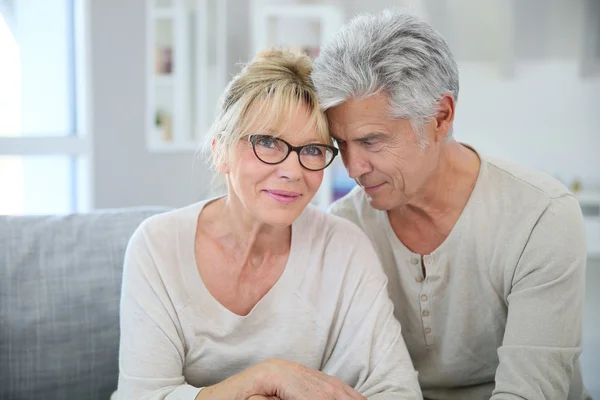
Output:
(0, 208), (167, 400)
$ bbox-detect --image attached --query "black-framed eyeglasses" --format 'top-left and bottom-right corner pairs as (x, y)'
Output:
(248, 134), (338, 172)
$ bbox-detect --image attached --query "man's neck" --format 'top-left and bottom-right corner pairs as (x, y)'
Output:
(388, 142), (480, 253)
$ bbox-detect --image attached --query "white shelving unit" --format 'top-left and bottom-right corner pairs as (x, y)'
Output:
(252, 3), (344, 209)
(577, 191), (600, 259)
(146, 0), (227, 153)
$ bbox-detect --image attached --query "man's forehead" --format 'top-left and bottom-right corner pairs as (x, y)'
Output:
(327, 97), (392, 124)
(327, 109), (393, 136)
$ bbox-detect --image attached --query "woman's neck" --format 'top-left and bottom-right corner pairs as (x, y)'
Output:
(209, 194), (292, 268)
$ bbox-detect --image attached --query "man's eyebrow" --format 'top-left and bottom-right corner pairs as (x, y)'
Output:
(354, 133), (386, 142)
(329, 132), (386, 143)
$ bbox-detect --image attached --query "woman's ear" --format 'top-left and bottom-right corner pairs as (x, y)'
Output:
(218, 163), (230, 174)
(212, 137), (230, 174)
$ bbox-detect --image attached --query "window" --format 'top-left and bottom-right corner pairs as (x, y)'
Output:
(0, 0), (90, 215)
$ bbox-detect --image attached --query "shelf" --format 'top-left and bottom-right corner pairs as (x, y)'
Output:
(576, 191), (600, 205)
(154, 75), (174, 86)
(147, 0), (227, 155)
(578, 191), (600, 259)
(152, 8), (175, 19)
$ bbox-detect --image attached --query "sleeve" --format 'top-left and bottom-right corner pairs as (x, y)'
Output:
(491, 194), (587, 399)
(116, 224), (203, 400)
(321, 231), (423, 400)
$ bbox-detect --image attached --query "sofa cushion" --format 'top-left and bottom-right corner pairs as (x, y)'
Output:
(0, 208), (168, 400)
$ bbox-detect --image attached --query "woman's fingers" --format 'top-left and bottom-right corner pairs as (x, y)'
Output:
(265, 358), (366, 400)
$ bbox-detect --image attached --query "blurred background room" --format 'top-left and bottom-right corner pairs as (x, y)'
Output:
(0, 0), (598, 397)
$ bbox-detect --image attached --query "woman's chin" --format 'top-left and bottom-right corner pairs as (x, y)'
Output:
(256, 205), (304, 227)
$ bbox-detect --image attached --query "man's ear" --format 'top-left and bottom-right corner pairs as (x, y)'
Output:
(434, 94), (455, 141)
(212, 136), (230, 174)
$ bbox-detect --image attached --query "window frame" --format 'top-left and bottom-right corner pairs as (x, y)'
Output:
(0, 0), (93, 213)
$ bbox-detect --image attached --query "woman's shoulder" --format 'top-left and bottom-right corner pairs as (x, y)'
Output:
(295, 205), (388, 312)
(129, 200), (208, 249)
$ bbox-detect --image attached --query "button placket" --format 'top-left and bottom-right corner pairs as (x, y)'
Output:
(420, 292), (433, 345)
(410, 255), (423, 283)
(419, 254), (434, 346)
(423, 254), (438, 278)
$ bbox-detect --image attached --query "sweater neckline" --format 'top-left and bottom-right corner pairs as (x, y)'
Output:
(179, 196), (307, 330)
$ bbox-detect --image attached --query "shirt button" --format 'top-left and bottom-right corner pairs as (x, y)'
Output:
(421, 295), (428, 302)
(422, 310), (430, 317)
(415, 276), (423, 283)
(411, 257), (420, 265)
(425, 328), (432, 334)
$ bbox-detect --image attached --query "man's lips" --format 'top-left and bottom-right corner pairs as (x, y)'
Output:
(362, 182), (386, 193)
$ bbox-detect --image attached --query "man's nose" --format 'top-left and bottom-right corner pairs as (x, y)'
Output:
(343, 145), (371, 180)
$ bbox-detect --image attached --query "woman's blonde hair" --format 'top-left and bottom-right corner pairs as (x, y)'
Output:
(205, 48), (330, 170)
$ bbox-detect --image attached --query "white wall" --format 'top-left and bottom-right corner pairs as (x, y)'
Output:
(88, 0), (599, 209)
(90, 0), (205, 208)
(455, 61), (600, 189)
(89, 0), (253, 209)
(267, 0), (600, 192)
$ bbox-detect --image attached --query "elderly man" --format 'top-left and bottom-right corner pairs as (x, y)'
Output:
(312, 9), (588, 400)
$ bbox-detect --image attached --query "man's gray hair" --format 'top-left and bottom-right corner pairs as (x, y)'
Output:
(312, 9), (459, 138)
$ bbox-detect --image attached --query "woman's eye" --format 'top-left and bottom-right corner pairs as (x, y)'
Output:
(303, 146), (323, 156)
(257, 137), (275, 148)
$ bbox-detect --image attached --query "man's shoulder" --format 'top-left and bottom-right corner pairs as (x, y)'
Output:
(483, 155), (571, 201)
(328, 186), (376, 228)
(479, 155), (584, 259)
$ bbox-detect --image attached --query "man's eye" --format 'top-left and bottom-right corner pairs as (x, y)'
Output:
(334, 139), (346, 148)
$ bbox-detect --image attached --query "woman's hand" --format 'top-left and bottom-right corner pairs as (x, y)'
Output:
(252, 358), (367, 400)
(197, 358), (366, 400)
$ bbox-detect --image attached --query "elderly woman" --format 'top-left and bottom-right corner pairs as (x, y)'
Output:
(115, 49), (421, 400)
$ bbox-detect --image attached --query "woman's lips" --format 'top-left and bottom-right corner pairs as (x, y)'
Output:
(264, 190), (301, 205)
